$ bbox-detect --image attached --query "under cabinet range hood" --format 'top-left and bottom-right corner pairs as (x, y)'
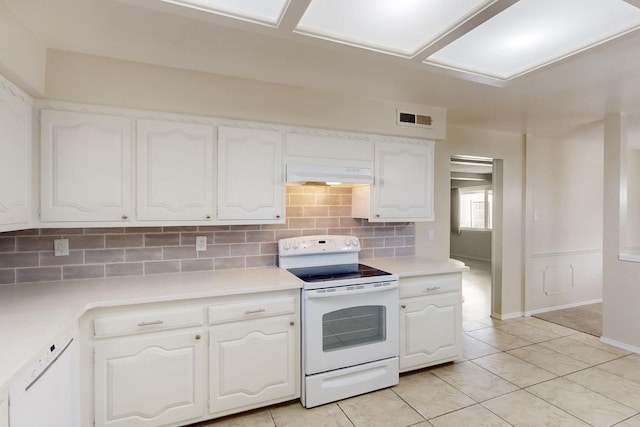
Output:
(286, 163), (373, 186)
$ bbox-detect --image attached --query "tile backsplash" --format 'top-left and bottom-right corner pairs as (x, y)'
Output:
(0, 186), (414, 285)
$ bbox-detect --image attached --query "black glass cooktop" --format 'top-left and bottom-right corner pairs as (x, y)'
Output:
(287, 263), (392, 283)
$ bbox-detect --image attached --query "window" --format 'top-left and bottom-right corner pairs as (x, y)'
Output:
(459, 186), (492, 230)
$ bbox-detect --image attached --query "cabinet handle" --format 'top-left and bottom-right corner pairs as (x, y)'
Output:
(401, 304), (406, 309)
(137, 320), (164, 327)
(289, 321), (295, 326)
(244, 308), (266, 315)
(424, 286), (441, 292)
(122, 214), (128, 220)
(195, 335), (201, 340)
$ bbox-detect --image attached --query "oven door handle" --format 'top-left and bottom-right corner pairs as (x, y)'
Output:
(305, 282), (398, 299)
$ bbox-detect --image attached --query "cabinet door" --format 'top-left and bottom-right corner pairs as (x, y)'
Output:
(209, 315), (298, 415)
(0, 87), (31, 232)
(94, 330), (205, 427)
(40, 110), (132, 222)
(399, 292), (462, 372)
(137, 119), (214, 221)
(217, 126), (284, 221)
(372, 140), (434, 221)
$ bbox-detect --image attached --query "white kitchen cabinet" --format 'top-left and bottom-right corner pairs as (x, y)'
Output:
(353, 140), (434, 222)
(285, 131), (373, 167)
(217, 126), (284, 222)
(399, 273), (463, 372)
(209, 316), (298, 415)
(94, 329), (206, 427)
(0, 79), (31, 232)
(81, 290), (300, 427)
(136, 119), (214, 221)
(40, 110), (132, 222)
(208, 292), (299, 416)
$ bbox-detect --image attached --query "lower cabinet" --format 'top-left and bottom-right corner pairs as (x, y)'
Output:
(209, 315), (298, 415)
(86, 289), (300, 427)
(94, 330), (206, 427)
(399, 273), (463, 372)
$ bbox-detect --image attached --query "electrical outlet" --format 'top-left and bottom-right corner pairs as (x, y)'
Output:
(54, 239), (69, 256)
(428, 229), (435, 241)
(195, 236), (207, 252)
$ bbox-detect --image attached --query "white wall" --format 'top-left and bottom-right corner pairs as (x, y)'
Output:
(602, 114), (640, 352)
(44, 50), (444, 140)
(624, 144), (640, 252)
(524, 123), (604, 313)
(450, 230), (491, 262)
(0, 1), (46, 95)
(417, 125), (525, 318)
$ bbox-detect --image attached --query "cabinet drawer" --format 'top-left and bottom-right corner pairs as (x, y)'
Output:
(209, 296), (295, 325)
(94, 307), (204, 338)
(400, 273), (461, 299)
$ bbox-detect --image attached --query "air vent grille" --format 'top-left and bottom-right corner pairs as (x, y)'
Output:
(397, 110), (433, 128)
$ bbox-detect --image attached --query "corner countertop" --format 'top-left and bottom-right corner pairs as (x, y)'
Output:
(361, 256), (468, 277)
(0, 267), (302, 392)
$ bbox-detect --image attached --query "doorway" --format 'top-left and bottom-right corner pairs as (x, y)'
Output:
(450, 155), (498, 321)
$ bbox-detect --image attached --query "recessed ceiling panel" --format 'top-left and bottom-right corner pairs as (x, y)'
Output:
(158, 0), (290, 26)
(295, 0), (496, 57)
(425, 0), (640, 80)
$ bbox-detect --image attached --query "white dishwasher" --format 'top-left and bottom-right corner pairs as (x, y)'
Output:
(10, 329), (78, 427)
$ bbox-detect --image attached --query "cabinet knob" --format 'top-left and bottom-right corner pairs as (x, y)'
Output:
(401, 304), (406, 309)
(205, 215), (211, 219)
(375, 214), (380, 218)
(289, 321), (295, 326)
(195, 334), (201, 340)
(122, 214), (128, 220)
(276, 215), (281, 219)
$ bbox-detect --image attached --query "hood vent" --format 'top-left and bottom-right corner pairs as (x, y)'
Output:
(286, 163), (373, 186)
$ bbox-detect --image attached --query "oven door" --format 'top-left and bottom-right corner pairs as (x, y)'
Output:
(303, 281), (399, 375)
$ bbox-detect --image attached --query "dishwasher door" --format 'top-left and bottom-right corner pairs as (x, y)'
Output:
(10, 331), (78, 427)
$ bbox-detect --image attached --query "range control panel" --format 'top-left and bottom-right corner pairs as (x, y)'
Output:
(278, 235), (360, 256)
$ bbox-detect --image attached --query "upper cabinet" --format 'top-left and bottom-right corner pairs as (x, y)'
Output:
(285, 132), (373, 167)
(0, 79), (32, 232)
(353, 140), (435, 222)
(137, 119), (214, 221)
(217, 126), (284, 223)
(40, 110), (132, 223)
(33, 101), (439, 228)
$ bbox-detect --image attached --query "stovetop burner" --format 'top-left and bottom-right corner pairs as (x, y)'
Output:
(287, 263), (392, 283)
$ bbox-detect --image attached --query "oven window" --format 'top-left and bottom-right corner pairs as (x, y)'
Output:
(322, 305), (386, 352)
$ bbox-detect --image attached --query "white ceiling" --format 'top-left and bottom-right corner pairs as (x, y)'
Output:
(6, 0), (640, 135)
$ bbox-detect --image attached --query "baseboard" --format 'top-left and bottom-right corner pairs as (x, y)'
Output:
(450, 253), (491, 263)
(491, 311), (524, 320)
(524, 299), (603, 317)
(600, 336), (640, 355)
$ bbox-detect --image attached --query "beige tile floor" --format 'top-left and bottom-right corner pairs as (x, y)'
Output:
(192, 260), (640, 427)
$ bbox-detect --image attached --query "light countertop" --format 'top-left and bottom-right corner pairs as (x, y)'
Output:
(0, 267), (302, 391)
(0, 256), (466, 392)
(361, 257), (468, 277)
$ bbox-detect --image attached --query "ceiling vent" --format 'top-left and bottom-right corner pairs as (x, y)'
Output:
(397, 110), (433, 129)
